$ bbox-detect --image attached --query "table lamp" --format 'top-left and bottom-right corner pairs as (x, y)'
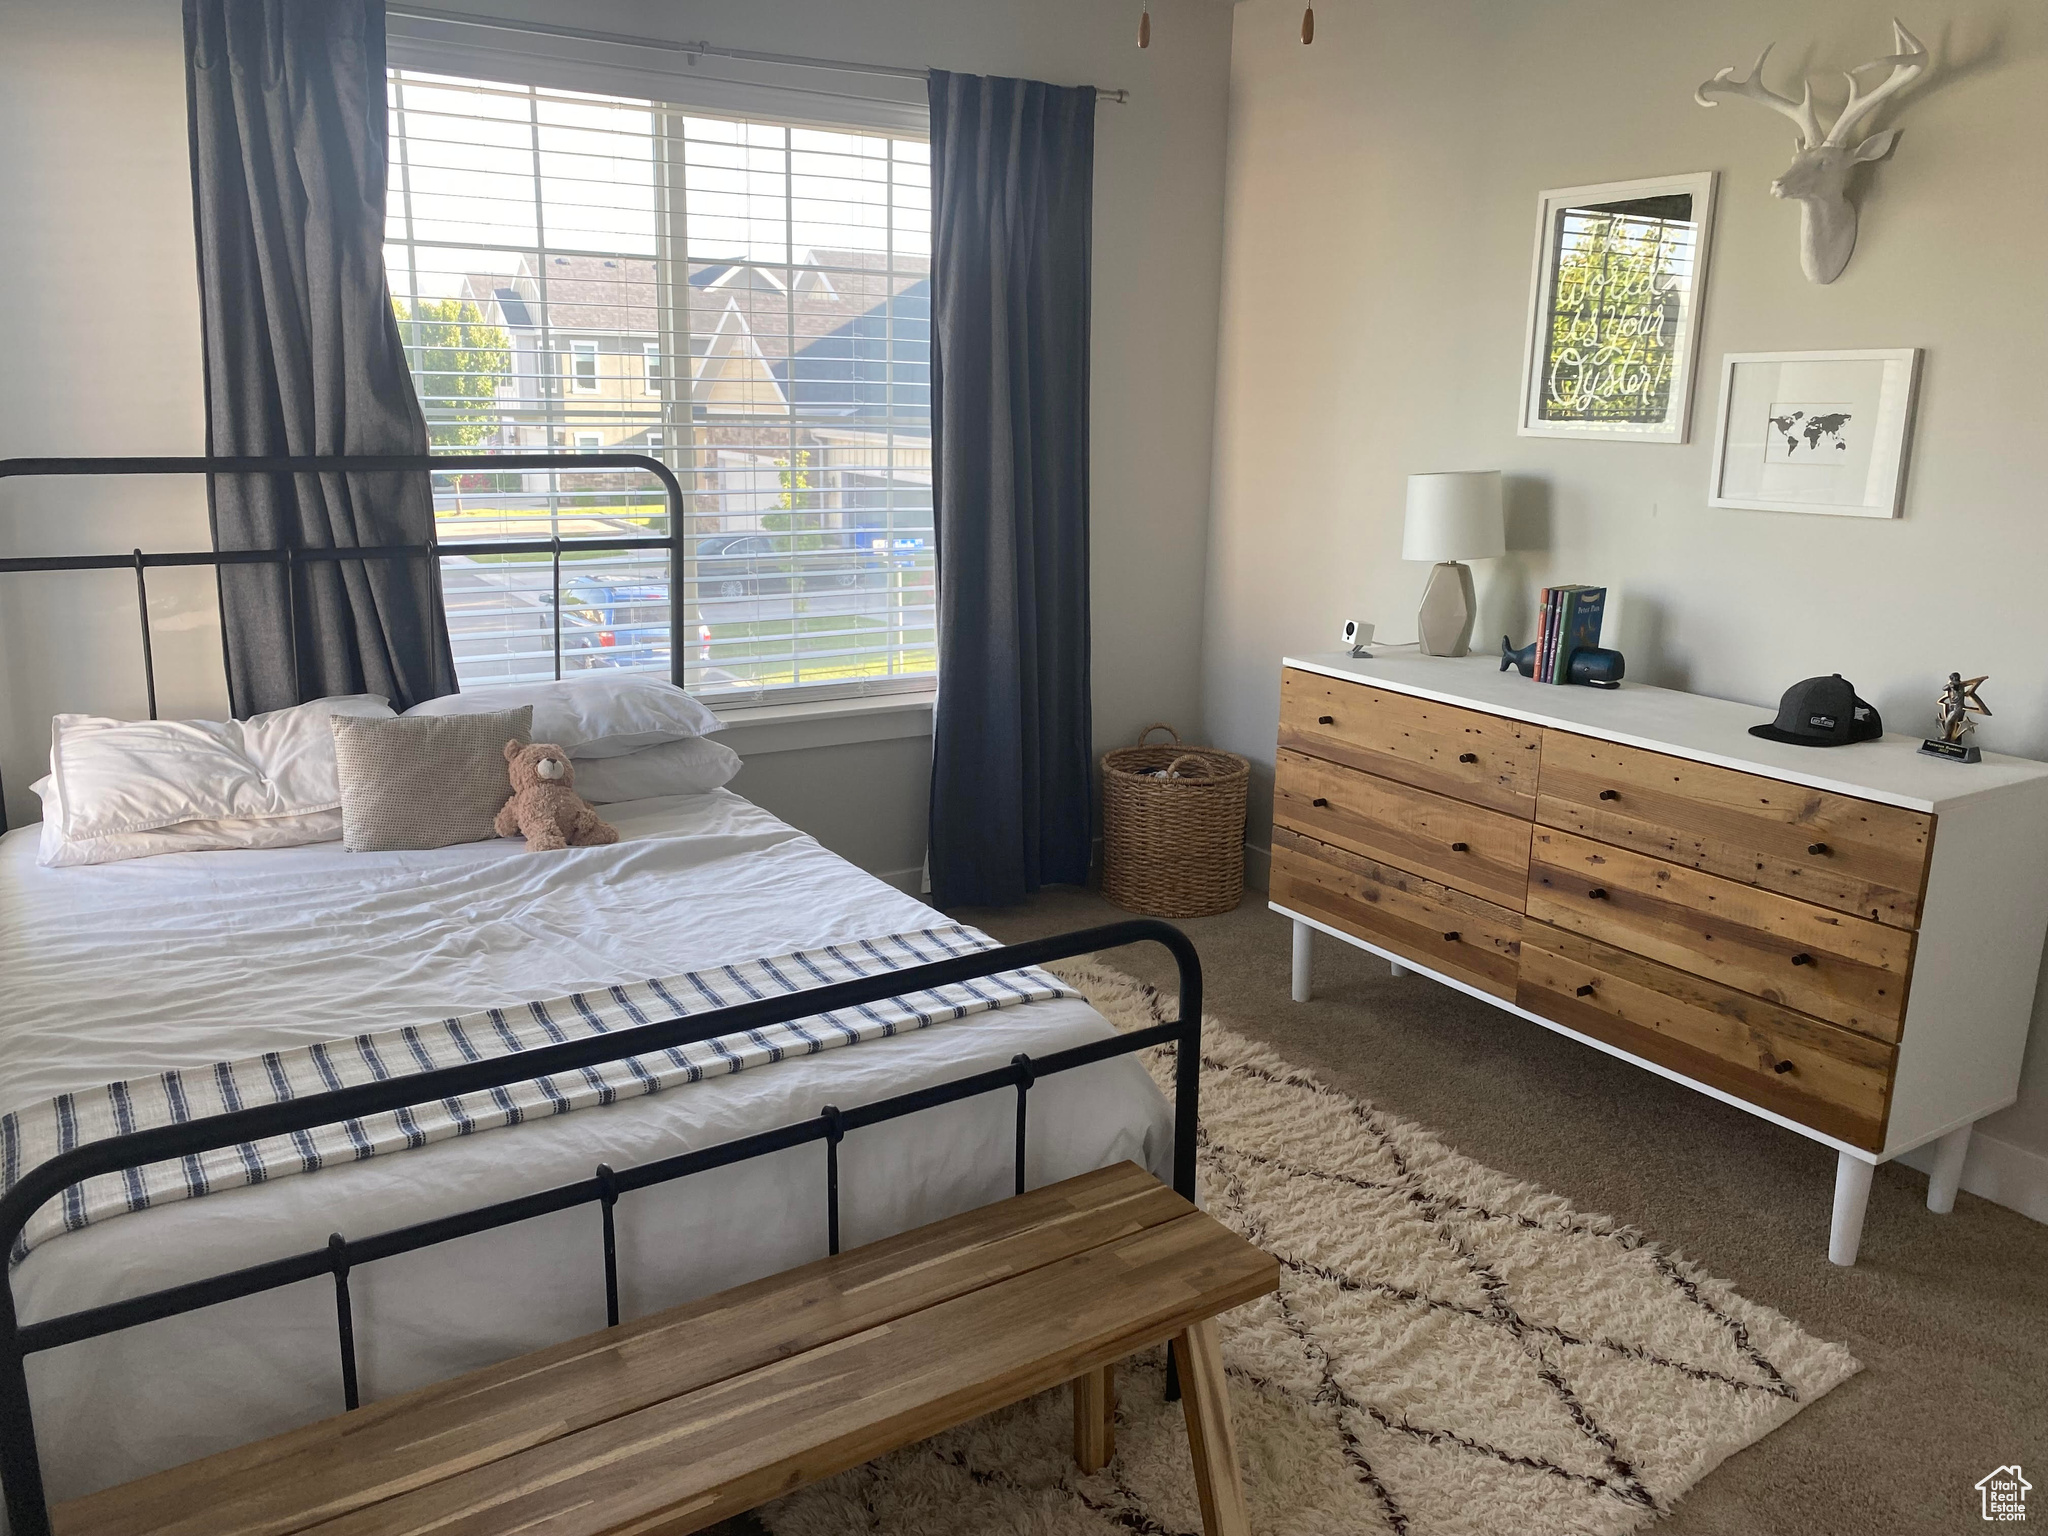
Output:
(1403, 471), (1505, 657)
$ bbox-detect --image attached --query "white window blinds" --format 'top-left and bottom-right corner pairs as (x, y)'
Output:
(385, 68), (936, 704)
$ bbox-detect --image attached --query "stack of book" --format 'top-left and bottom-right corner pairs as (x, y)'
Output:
(1534, 585), (1606, 684)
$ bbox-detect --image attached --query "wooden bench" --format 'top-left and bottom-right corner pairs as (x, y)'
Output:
(57, 1162), (1278, 1536)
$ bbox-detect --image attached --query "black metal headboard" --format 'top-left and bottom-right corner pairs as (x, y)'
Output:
(0, 452), (684, 833)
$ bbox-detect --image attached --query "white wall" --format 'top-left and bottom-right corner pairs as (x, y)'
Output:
(0, 0), (1235, 878)
(720, 700), (936, 891)
(1204, 0), (2048, 1190)
(0, 0), (221, 832)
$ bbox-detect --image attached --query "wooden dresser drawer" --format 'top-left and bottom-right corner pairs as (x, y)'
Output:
(1272, 827), (1522, 999)
(1518, 923), (1894, 1150)
(1280, 668), (1541, 817)
(1536, 732), (1932, 929)
(1274, 748), (1532, 910)
(1527, 828), (1912, 1042)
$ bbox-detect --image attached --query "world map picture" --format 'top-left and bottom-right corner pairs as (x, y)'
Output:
(1764, 400), (1856, 463)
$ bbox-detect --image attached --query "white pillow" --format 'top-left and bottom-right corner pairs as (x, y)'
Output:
(33, 785), (341, 868)
(38, 695), (392, 865)
(403, 675), (722, 759)
(570, 736), (742, 805)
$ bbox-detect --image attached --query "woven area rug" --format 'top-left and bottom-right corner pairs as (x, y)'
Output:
(759, 961), (1859, 1536)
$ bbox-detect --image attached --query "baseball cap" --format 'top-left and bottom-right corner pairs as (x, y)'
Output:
(1748, 675), (1883, 747)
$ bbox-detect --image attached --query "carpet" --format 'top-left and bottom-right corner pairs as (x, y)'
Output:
(759, 961), (1859, 1536)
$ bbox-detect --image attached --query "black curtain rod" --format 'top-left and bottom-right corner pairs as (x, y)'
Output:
(386, 5), (1132, 104)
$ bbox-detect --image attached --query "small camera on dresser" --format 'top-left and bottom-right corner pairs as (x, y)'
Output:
(1342, 620), (1373, 658)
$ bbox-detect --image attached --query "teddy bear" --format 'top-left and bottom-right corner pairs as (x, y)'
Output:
(495, 741), (620, 852)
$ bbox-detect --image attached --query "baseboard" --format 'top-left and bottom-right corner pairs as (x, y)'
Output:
(875, 865), (930, 898)
(1896, 1129), (2048, 1227)
(1244, 840), (1271, 894)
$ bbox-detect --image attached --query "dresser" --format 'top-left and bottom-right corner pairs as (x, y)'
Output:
(1271, 652), (2048, 1265)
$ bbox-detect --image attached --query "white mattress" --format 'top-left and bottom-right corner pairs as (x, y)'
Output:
(0, 791), (1171, 1501)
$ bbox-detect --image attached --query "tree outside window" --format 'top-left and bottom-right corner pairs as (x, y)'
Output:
(393, 298), (509, 448)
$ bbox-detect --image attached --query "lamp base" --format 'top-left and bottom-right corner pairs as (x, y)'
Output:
(1417, 561), (1476, 657)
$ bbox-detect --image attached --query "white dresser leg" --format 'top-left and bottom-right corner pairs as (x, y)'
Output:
(1389, 961), (1410, 978)
(1290, 920), (1313, 1003)
(1925, 1123), (1973, 1214)
(1829, 1152), (1875, 1266)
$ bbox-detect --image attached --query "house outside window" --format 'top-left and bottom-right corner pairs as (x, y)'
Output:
(385, 68), (935, 705)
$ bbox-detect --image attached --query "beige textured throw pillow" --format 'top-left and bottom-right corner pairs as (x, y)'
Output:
(331, 707), (532, 853)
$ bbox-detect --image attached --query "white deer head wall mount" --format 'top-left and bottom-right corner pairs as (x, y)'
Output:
(1696, 20), (1931, 285)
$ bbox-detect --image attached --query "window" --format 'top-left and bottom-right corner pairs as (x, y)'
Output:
(568, 340), (600, 392)
(575, 431), (604, 452)
(386, 69), (934, 704)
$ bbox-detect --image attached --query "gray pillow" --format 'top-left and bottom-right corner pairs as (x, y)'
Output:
(331, 707), (532, 853)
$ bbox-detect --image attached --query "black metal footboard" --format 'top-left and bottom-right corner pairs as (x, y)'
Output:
(0, 920), (1201, 1534)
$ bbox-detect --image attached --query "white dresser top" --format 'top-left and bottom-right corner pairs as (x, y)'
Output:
(1284, 650), (2048, 814)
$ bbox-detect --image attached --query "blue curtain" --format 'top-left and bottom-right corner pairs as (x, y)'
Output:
(184, 0), (455, 715)
(925, 71), (1096, 907)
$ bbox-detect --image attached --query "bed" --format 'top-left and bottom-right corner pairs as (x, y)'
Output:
(0, 786), (1175, 1502)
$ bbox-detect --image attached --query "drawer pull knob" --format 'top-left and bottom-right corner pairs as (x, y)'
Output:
(1790, 952), (1815, 967)
(1450, 841), (1469, 852)
(1318, 715), (1335, 725)
(1808, 842), (1831, 856)
(1598, 789), (1620, 801)
(1311, 797), (1329, 808)
(1575, 983), (1597, 998)
(1587, 886), (1609, 900)
(1458, 752), (1478, 764)
(1773, 1059), (1796, 1074)
(1443, 930), (1461, 943)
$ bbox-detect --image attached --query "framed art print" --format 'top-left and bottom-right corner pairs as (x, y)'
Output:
(1708, 349), (1921, 518)
(1518, 172), (1717, 444)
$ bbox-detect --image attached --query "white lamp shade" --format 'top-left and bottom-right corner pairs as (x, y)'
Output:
(1403, 471), (1506, 563)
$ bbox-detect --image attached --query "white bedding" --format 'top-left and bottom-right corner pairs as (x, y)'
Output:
(0, 791), (1172, 1501)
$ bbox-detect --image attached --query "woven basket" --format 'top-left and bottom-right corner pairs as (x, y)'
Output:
(1099, 725), (1251, 918)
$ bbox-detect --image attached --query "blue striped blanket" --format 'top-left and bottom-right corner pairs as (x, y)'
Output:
(1, 924), (1075, 1261)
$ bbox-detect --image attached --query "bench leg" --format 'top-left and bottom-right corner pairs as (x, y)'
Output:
(1072, 1362), (1116, 1474)
(1171, 1321), (1251, 1536)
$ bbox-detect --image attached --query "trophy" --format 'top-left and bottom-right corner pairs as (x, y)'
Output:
(1920, 672), (1989, 763)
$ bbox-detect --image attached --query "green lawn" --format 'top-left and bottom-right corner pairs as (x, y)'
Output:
(437, 503), (672, 565)
(436, 501), (671, 525)
(461, 548), (642, 566)
(702, 612), (935, 684)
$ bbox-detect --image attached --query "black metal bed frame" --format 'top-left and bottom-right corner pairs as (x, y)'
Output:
(0, 457), (1200, 1533)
